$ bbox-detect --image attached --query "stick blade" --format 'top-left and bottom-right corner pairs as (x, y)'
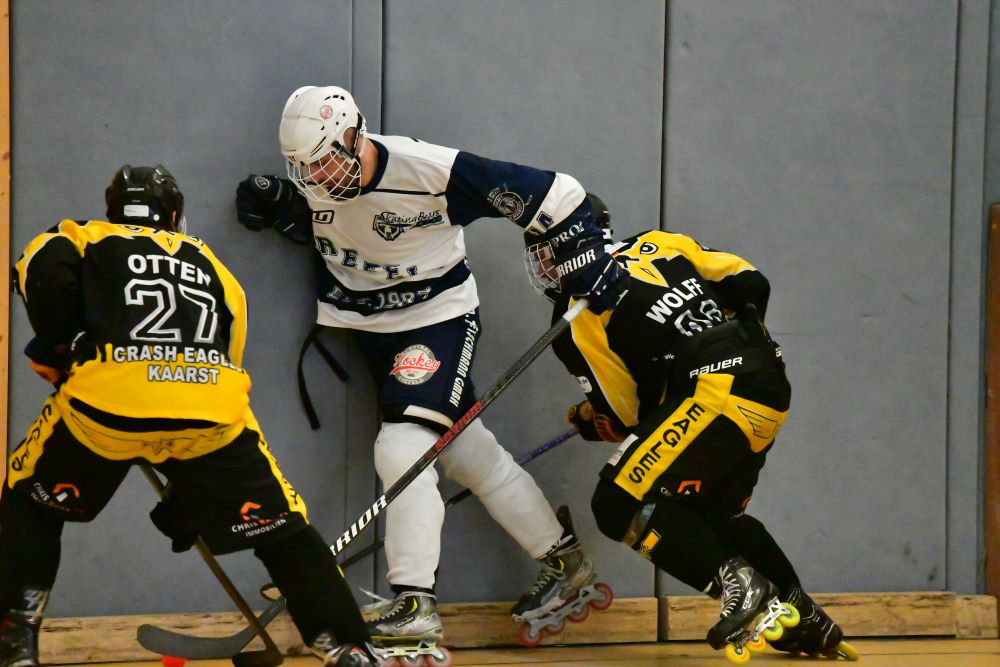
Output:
(137, 623), (253, 660)
(232, 648), (284, 667)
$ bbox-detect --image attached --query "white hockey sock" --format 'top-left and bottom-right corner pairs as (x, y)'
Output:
(374, 421), (444, 590)
(439, 419), (563, 559)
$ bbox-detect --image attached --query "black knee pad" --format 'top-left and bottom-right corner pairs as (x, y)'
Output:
(591, 479), (642, 542)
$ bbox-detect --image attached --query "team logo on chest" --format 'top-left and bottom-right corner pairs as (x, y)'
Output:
(373, 210), (445, 241)
(391, 344), (442, 385)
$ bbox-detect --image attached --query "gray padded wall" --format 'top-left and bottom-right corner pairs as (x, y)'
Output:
(7, 0), (992, 620)
(9, 0), (381, 616)
(380, 0), (665, 602)
(949, 0), (990, 593)
(989, 0), (1000, 210)
(661, 0), (984, 594)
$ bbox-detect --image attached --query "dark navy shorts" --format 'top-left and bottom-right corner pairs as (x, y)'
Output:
(355, 309), (482, 433)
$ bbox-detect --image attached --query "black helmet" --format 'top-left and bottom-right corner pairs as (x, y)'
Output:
(105, 165), (185, 232)
(585, 192), (611, 242)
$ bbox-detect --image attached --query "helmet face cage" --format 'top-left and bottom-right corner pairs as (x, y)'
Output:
(285, 123), (365, 204)
(105, 165), (185, 232)
(524, 240), (561, 299)
(281, 86), (368, 205)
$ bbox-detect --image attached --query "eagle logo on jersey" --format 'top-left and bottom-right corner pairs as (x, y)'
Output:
(372, 210), (445, 241)
(615, 242), (669, 287)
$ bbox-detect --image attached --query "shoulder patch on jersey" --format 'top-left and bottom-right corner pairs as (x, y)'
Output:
(487, 187), (531, 222)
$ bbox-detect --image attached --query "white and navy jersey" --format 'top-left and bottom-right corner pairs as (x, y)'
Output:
(307, 133), (589, 332)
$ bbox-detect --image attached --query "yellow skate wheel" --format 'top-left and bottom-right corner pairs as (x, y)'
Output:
(724, 644), (752, 664)
(746, 635), (768, 653)
(778, 603), (800, 628)
(761, 622), (784, 642)
(834, 640), (860, 661)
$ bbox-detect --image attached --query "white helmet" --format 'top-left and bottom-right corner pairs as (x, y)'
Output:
(279, 85), (368, 204)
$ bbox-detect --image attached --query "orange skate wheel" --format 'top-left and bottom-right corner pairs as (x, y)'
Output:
(518, 622), (543, 648)
(589, 583), (614, 611)
(568, 605), (590, 623)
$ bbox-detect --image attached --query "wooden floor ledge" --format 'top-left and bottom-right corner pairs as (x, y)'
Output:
(35, 593), (997, 664)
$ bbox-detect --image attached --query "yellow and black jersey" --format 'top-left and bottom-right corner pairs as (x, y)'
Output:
(14, 219), (251, 424)
(552, 230), (771, 437)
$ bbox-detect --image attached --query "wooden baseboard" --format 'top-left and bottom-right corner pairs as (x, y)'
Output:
(38, 597), (658, 663)
(36, 593), (997, 664)
(660, 592), (998, 640)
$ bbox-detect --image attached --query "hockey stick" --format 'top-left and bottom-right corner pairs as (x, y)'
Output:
(330, 298), (587, 556)
(138, 464), (284, 667)
(151, 425), (581, 657)
(135, 300), (588, 659)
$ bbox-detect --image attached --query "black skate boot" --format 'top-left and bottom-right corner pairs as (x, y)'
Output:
(0, 588), (49, 667)
(706, 557), (798, 662)
(362, 591), (450, 665)
(308, 631), (377, 667)
(770, 587), (859, 660)
(511, 506), (613, 647)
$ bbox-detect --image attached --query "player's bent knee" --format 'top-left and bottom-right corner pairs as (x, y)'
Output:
(373, 420), (441, 485)
(438, 420), (511, 492)
(591, 479), (643, 543)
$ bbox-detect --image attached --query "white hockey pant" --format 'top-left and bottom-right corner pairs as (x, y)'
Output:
(373, 419), (563, 589)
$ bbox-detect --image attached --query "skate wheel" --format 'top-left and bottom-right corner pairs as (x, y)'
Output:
(589, 582), (615, 611)
(518, 622), (543, 648)
(400, 656), (422, 666)
(424, 647), (453, 667)
(761, 622), (784, 642)
(568, 605), (590, 623)
(833, 640), (860, 661)
(746, 635), (767, 653)
(778, 602), (800, 628)
(724, 643), (751, 664)
(547, 617), (566, 636)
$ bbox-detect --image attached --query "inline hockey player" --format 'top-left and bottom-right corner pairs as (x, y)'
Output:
(527, 194), (857, 663)
(0, 166), (377, 667)
(234, 85), (628, 662)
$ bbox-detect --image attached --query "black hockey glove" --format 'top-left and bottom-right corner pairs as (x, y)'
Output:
(554, 239), (629, 314)
(235, 175), (313, 245)
(149, 487), (198, 553)
(566, 401), (600, 441)
(567, 400), (628, 443)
